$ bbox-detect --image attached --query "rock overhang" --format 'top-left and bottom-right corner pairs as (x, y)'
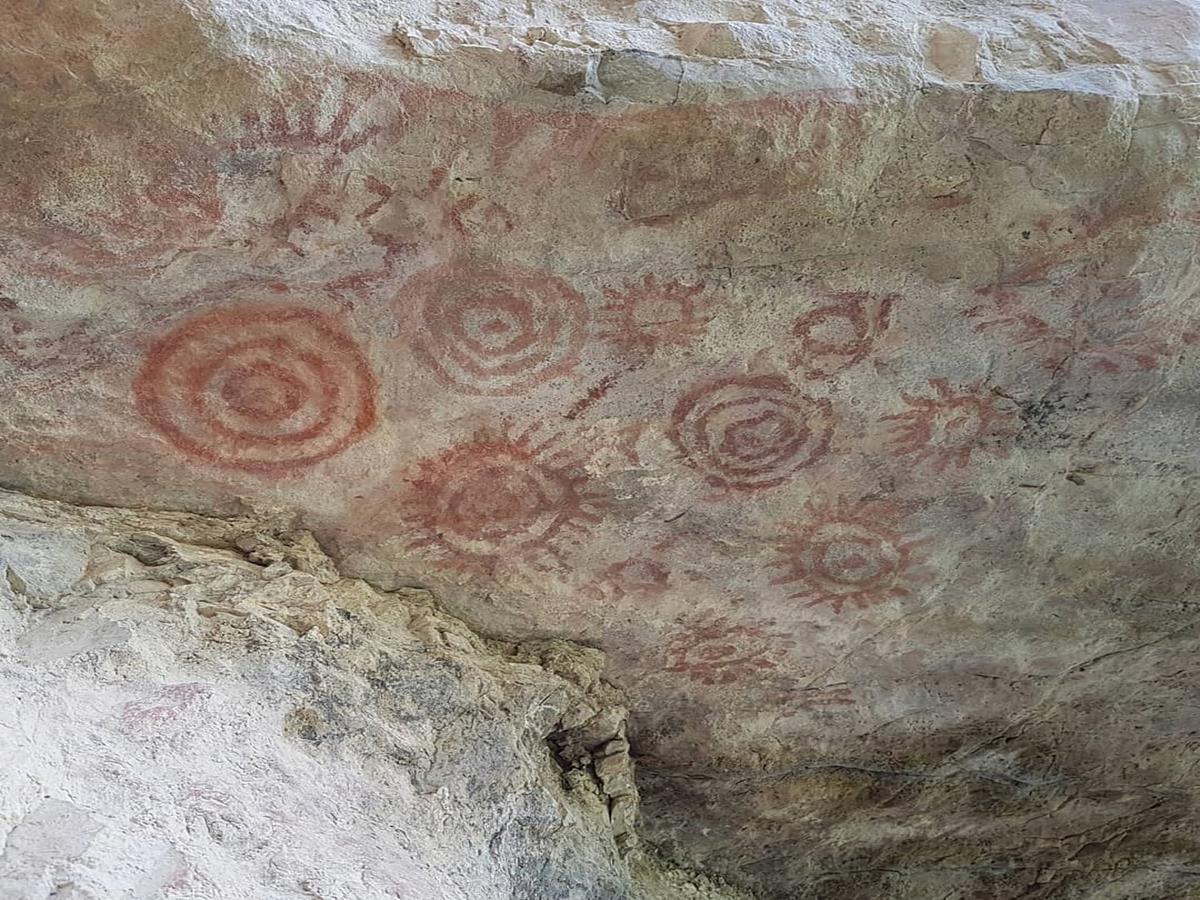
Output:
(4, 1), (1200, 896)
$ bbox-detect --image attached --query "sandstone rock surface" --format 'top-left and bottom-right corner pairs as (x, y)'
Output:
(3, 0), (1200, 896)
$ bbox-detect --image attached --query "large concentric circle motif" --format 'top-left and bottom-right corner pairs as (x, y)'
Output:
(669, 375), (834, 491)
(400, 261), (588, 395)
(134, 305), (377, 473)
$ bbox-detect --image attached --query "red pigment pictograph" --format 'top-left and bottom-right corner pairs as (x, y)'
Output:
(600, 91), (863, 226)
(399, 426), (607, 573)
(586, 557), (671, 602)
(224, 77), (392, 256)
(669, 374), (834, 491)
(397, 167), (517, 246)
(772, 498), (933, 614)
(664, 616), (795, 686)
(135, 305), (377, 473)
(599, 275), (713, 357)
(0, 299), (109, 385)
(966, 202), (1176, 374)
(881, 378), (1020, 472)
(967, 279), (1172, 375)
(119, 683), (211, 729)
(7, 139), (223, 281)
(789, 291), (896, 378)
(398, 260), (589, 396)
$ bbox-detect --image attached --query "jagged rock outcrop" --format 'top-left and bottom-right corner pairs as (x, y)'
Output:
(0, 490), (743, 899)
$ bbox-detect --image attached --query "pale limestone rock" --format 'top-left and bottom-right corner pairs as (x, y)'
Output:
(0, 489), (744, 900)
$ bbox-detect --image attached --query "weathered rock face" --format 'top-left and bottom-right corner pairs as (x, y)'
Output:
(0, 490), (743, 900)
(3, 0), (1200, 897)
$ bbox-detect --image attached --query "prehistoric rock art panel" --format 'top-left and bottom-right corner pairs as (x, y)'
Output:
(882, 378), (1020, 472)
(772, 498), (933, 614)
(664, 616), (796, 686)
(967, 201), (1175, 375)
(398, 260), (589, 396)
(789, 290), (896, 378)
(134, 305), (377, 473)
(399, 427), (606, 573)
(669, 374), (834, 491)
(599, 275), (713, 358)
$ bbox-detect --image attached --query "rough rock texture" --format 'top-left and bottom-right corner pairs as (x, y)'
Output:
(0, 489), (743, 900)
(4, 0), (1200, 897)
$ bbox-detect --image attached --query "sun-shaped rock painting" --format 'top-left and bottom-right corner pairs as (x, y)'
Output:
(881, 378), (1020, 472)
(771, 499), (933, 614)
(599, 275), (712, 357)
(400, 426), (607, 574)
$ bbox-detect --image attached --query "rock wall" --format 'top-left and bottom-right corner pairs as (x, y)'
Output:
(0, 489), (742, 900)
(5, 0), (1200, 897)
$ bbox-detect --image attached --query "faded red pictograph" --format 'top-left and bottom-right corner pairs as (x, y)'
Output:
(392, 167), (517, 247)
(4, 136), (223, 281)
(968, 279), (1172, 375)
(119, 683), (211, 729)
(664, 615), (796, 686)
(397, 259), (589, 396)
(669, 374), (834, 491)
(222, 76), (395, 257)
(967, 202), (1175, 375)
(789, 291), (897, 378)
(772, 498), (933, 614)
(596, 91), (863, 226)
(585, 557), (671, 603)
(882, 378), (1020, 472)
(134, 304), (377, 473)
(0, 298), (109, 385)
(599, 275), (713, 357)
(397, 426), (607, 573)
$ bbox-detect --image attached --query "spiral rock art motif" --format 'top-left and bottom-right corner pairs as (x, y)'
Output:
(399, 261), (589, 395)
(789, 290), (896, 378)
(135, 305), (377, 473)
(669, 374), (834, 491)
(665, 616), (795, 686)
(772, 499), (933, 614)
(882, 378), (1020, 472)
(401, 427), (606, 571)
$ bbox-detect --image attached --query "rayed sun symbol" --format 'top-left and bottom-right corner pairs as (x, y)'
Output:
(400, 425), (608, 574)
(771, 498), (934, 614)
(599, 275), (712, 357)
